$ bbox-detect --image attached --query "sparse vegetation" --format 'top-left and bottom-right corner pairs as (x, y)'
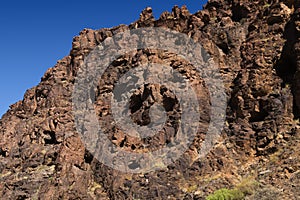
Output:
(206, 188), (244, 200)
(235, 177), (258, 195)
(206, 177), (258, 200)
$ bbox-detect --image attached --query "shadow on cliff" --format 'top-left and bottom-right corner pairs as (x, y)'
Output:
(274, 10), (300, 119)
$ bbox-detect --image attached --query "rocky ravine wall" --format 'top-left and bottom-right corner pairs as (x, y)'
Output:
(0, 0), (300, 199)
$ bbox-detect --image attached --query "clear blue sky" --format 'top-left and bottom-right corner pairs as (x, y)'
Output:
(0, 0), (207, 117)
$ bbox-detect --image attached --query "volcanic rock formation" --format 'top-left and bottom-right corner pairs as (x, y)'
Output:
(1, 0), (300, 199)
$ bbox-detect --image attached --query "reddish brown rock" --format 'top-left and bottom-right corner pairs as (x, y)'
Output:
(0, 1), (300, 199)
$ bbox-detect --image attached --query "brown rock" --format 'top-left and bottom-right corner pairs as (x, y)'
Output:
(0, 1), (300, 199)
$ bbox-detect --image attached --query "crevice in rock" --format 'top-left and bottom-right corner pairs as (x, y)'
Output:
(0, 148), (7, 157)
(274, 18), (299, 118)
(249, 105), (269, 123)
(216, 42), (230, 54)
(84, 150), (93, 164)
(129, 93), (143, 114)
(232, 4), (250, 22)
(44, 131), (59, 145)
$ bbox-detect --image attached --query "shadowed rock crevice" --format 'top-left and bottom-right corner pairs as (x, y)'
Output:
(232, 4), (250, 22)
(275, 12), (300, 119)
(43, 131), (59, 145)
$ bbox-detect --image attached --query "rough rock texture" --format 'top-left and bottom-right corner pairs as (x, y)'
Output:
(1, 0), (300, 199)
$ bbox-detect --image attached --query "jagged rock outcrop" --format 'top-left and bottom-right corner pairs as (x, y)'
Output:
(0, 1), (300, 199)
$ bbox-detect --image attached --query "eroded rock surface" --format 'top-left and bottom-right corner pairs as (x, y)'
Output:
(1, 1), (300, 199)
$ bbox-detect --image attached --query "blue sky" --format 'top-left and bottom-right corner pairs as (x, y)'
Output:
(0, 0), (207, 117)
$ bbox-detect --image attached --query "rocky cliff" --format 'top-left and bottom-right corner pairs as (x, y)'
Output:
(0, 0), (300, 199)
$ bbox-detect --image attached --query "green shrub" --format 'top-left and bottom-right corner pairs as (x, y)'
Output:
(206, 177), (259, 200)
(206, 188), (244, 200)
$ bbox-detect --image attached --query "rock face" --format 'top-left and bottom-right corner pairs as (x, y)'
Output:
(1, 0), (300, 199)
